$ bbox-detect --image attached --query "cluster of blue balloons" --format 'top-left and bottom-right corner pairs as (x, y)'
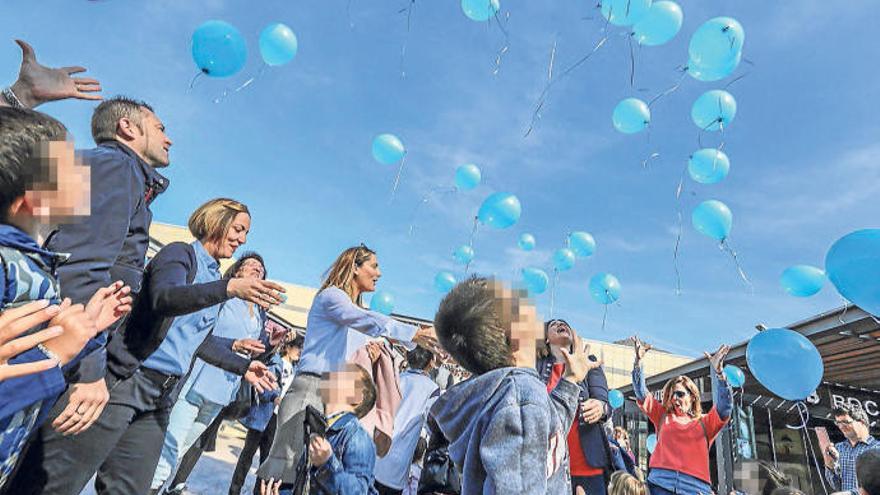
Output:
(369, 290), (396, 315)
(478, 192), (522, 229)
(780, 265), (825, 297)
(192, 20), (298, 78)
(692, 199), (732, 242)
(746, 328), (823, 401)
(589, 273), (622, 305)
(825, 229), (880, 316)
(372, 134), (406, 165)
(688, 17), (745, 82)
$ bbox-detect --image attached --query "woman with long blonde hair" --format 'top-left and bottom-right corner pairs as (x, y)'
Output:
(630, 336), (732, 495)
(257, 244), (436, 489)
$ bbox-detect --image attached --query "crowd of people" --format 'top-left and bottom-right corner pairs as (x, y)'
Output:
(1, 40), (879, 495)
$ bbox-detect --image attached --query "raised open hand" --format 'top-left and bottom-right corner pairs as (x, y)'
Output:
(704, 344), (730, 375)
(7, 40), (102, 108)
(629, 335), (652, 362)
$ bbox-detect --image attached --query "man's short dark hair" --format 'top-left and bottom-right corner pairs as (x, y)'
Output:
(0, 107), (68, 222)
(224, 251), (266, 279)
(434, 275), (519, 375)
(91, 96), (153, 143)
(406, 346), (434, 371)
(857, 449), (880, 495)
(832, 404), (870, 426)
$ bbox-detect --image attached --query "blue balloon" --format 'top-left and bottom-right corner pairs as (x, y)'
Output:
(691, 199), (732, 241)
(192, 20), (248, 78)
(600, 0), (652, 26)
(688, 51), (741, 82)
(688, 148), (730, 184)
(825, 229), (880, 316)
(259, 23), (298, 66)
(723, 364), (746, 388)
(369, 290), (395, 315)
(434, 271), (457, 294)
(608, 389), (625, 409)
(646, 434), (658, 454)
(589, 273), (622, 305)
(518, 233), (536, 251)
(522, 267), (550, 295)
(372, 134), (406, 165)
(477, 192), (522, 229)
(688, 17), (745, 75)
(632, 1), (683, 46)
(455, 164), (482, 191)
(553, 248), (576, 272)
(780, 265), (825, 297)
(453, 245), (475, 265)
(691, 90), (737, 131)
(746, 328), (823, 401)
(569, 231), (596, 258)
(461, 0), (500, 21)
(612, 98), (651, 134)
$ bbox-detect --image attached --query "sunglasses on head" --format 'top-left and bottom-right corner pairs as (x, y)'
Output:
(672, 390), (688, 399)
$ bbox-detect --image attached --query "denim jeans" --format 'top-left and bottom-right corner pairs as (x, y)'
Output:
(150, 381), (224, 490)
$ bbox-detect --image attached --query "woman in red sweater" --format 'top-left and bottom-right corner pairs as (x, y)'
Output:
(630, 336), (732, 495)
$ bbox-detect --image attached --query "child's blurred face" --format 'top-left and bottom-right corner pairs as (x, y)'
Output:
(491, 281), (542, 367)
(26, 140), (90, 223)
(319, 366), (363, 408)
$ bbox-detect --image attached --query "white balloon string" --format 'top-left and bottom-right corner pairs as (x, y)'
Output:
(720, 239), (753, 291)
(388, 154), (407, 204)
(673, 209), (683, 295)
(795, 402), (831, 495)
(601, 296), (609, 332)
(549, 268), (560, 318)
(407, 186), (457, 236)
(642, 152), (660, 169)
(212, 64), (268, 104)
(838, 297), (850, 325)
(647, 67), (687, 108)
(491, 10), (511, 75)
(628, 35), (636, 88)
(524, 19), (610, 137)
(465, 217), (478, 275)
(767, 407), (778, 467)
(398, 0), (416, 78)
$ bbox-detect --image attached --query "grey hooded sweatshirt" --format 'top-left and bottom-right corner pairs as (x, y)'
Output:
(431, 367), (580, 494)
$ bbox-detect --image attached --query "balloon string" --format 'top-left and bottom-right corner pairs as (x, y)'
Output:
(186, 71), (205, 93)
(389, 154), (407, 204)
(767, 407), (778, 468)
(601, 298), (609, 331)
(642, 152), (660, 169)
(407, 186), (457, 236)
(549, 268), (560, 319)
(796, 402), (831, 495)
(673, 209), (683, 295)
(838, 297), (850, 325)
(628, 35), (636, 88)
(398, 0), (416, 78)
(491, 10), (511, 75)
(647, 67), (688, 108)
(720, 239), (753, 291)
(213, 65), (268, 104)
(524, 23), (610, 137)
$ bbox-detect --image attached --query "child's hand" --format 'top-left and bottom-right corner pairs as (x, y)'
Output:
(309, 433), (332, 466)
(0, 300), (63, 380)
(85, 281), (133, 332)
(44, 299), (97, 365)
(259, 478), (282, 495)
(561, 334), (592, 383)
(580, 398), (605, 424)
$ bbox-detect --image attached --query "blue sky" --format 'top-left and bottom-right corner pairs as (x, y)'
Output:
(5, 0), (879, 356)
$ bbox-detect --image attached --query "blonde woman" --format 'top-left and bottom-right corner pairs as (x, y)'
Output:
(630, 336), (732, 495)
(258, 244), (435, 489)
(28, 198), (285, 495)
(607, 471), (648, 495)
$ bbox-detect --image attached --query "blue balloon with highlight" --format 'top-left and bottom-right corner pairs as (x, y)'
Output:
(453, 245), (474, 265)
(688, 51), (741, 82)
(692, 90), (737, 131)
(632, 1), (683, 46)
(609, 389), (625, 409)
(780, 265), (825, 298)
(589, 273), (621, 305)
(692, 199), (732, 241)
(723, 365), (746, 388)
(369, 290), (395, 315)
(600, 0), (652, 26)
(518, 233), (536, 251)
(455, 164), (482, 191)
(478, 192), (521, 229)
(747, 328), (823, 401)
(522, 267), (550, 295)
(689, 17), (745, 76)
(825, 229), (880, 316)
(646, 434), (658, 454)
(553, 248), (576, 272)
(259, 23), (298, 66)
(192, 20), (248, 78)
(569, 231), (596, 258)
(434, 271), (457, 294)
(461, 0), (500, 21)
(688, 148), (730, 184)
(372, 134), (406, 165)
(612, 98), (651, 134)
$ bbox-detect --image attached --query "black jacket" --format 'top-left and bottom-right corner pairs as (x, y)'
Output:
(106, 242), (249, 383)
(46, 140), (169, 382)
(536, 353), (614, 471)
